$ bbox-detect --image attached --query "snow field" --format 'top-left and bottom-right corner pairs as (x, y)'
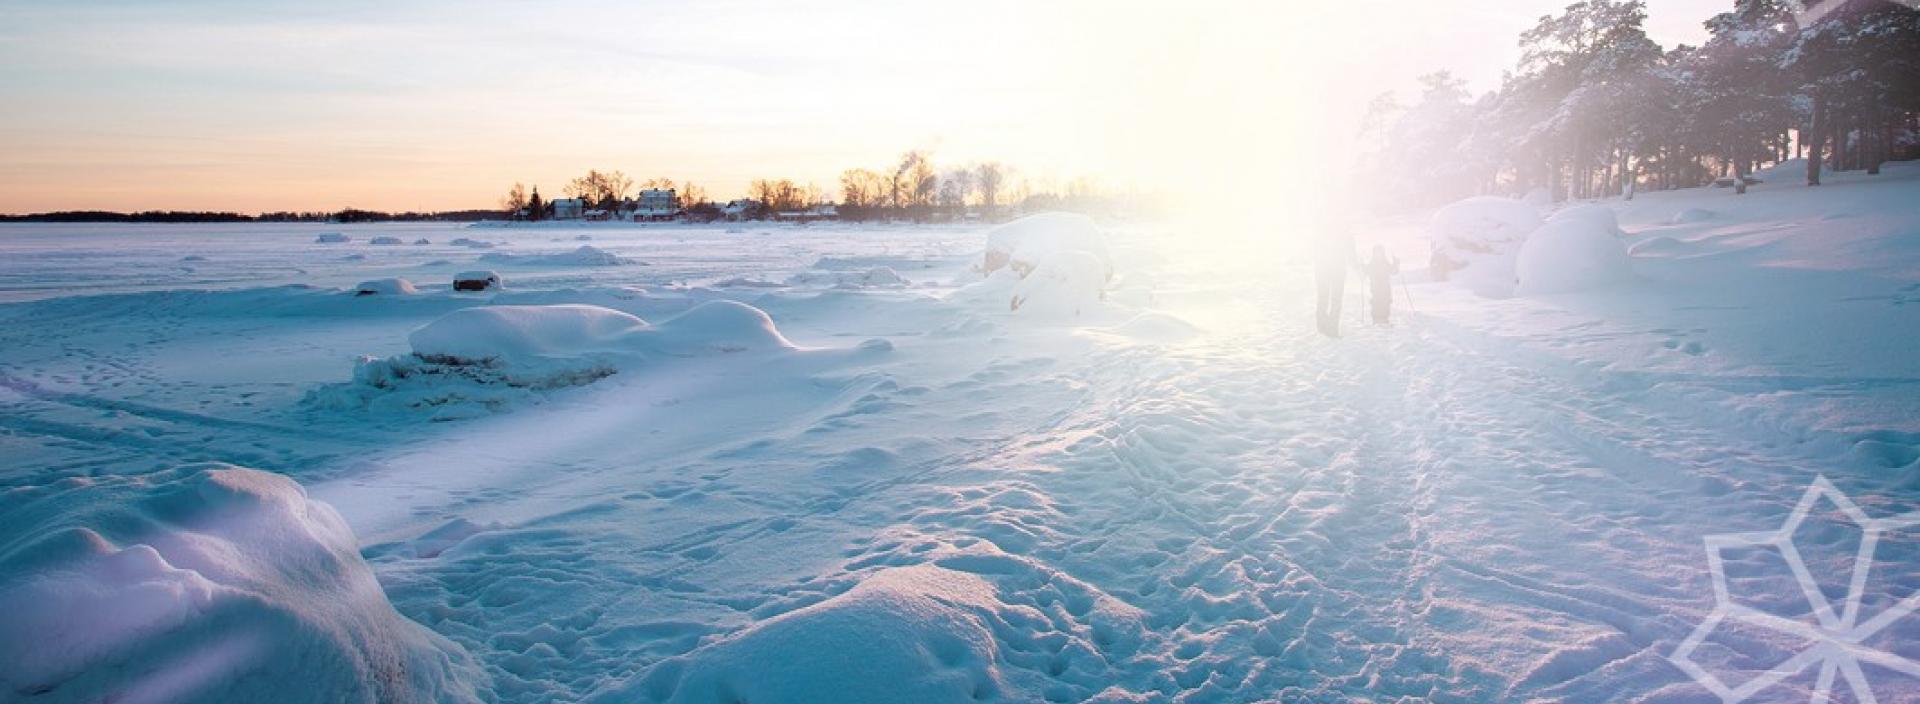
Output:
(2, 170), (1919, 704)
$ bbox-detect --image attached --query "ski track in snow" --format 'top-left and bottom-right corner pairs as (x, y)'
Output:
(4, 171), (1920, 703)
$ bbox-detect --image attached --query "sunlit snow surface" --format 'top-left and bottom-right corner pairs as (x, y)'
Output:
(4, 166), (1920, 703)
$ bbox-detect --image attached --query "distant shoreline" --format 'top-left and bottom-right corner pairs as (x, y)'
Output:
(0, 209), (505, 224)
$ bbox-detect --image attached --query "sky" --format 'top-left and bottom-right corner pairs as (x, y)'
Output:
(0, 0), (1728, 214)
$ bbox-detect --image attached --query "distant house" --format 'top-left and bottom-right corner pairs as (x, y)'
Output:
(551, 198), (585, 220)
(635, 188), (679, 221)
(584, 209), (611, 221)
(721, 199), (762, 221)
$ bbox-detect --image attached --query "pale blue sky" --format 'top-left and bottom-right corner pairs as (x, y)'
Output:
(0, 0), (1727, 212)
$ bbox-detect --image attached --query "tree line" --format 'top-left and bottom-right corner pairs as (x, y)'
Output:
(1359, 0), (1920, 209)
(500, 171), (711, 221)
(0, 209), (503, 223)
(500, 153), (1147, 223)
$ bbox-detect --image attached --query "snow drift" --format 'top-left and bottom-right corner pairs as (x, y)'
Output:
(314, 232), (350, 244)
(311, 302), (797, 420)
(480, 246), (633, 267)
(0, 464), (483, 703)
(1515, 215), (1634, 295)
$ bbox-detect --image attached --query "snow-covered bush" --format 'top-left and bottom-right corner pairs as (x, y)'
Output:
(354, 278), (419, 296)
(314, 232), (350, 244)
(0, 464), (484, 702)
(1515, 216), (1633, 295)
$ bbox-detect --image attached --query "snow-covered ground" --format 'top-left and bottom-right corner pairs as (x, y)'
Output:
(4, 164), (1919, 702)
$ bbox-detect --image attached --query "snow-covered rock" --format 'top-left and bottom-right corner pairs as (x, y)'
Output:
(984, 212), (1113, 282)
(1515, 217), (1634, 295)
(413, 238), (432, 245)
(354, 278), (419, 296)
(314, 232), (350, 244)
(370, 236), (404, 245)
(453, 270), (501, 292)
(0, 465), (484, 702)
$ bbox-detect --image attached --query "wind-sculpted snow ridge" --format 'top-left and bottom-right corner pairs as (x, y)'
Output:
(480, 245), (638, 267)
(0, 464), (485, 703)
(308, 301), (804, 420)
(595, 537), (1146, 704)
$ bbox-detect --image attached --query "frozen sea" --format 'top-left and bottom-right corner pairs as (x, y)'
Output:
(4, 165), (1920, 703)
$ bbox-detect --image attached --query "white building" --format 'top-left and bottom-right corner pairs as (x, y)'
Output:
(633, 188), (680, 221)
(551, 198), (585, 220)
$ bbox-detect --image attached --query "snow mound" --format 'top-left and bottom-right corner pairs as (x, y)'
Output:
(410, 304), (651, 364)
(1668, 208), (1715, 225)
(313, 302), (796, 419)
(448, 238), (495, 249)
(1105, 311), (1200, 341)
(481, 245), (632, 267)
(1009, 251), (1110, 316)
(354, 278), (419, 296)
(638, 565), (1004, 704)
(1515, 217), (1634, 295)
(370, 236), (404, 245)
(0, 465), (483, 702)
(785, 266), (909, 289)
(1547, 204), (1619, 233)
(314, 232), (349, 244)
(984, 212), (1113, 282)
(413, 238), (432, 245)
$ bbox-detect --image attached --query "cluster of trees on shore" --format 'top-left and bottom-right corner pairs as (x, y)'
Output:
(500, 171), (712, 221)
(0, 209), (502, 223)
(502, 153), (1143, 223)
(1360, 0), (1920, 208)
